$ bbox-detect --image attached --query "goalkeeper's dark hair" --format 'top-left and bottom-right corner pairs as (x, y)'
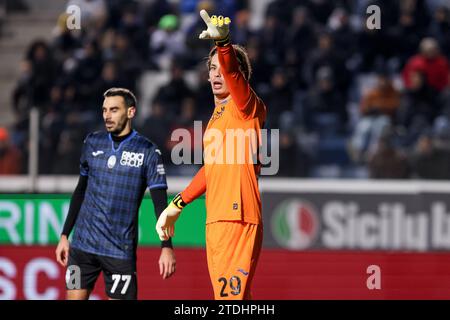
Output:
(207, 45), (252, 81)
(103, 87), (137, 109)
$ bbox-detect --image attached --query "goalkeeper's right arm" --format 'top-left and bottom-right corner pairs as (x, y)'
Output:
(155, 166), (206, 240)
(155, 194), (183, 241)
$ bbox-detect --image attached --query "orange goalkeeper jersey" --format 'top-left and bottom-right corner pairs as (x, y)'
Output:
(181, 43), (267, 225)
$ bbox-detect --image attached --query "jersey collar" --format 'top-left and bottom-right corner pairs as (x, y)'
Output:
(108, 129), (137, 152)
(215, 95), (230, 105)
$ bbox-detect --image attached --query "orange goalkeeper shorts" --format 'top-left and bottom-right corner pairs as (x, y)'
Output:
(205, 221), (263, 300)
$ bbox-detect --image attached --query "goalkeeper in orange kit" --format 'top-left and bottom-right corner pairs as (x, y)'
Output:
(156, 9), (267, 300)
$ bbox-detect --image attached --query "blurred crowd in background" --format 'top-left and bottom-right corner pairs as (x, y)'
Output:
(1, 0), (450, 179)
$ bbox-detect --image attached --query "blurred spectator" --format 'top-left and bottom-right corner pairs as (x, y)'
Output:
(180, 0), (245, 18)
(357, 20), (393, 73)
(303, 66), (347, 134)
(105, 0), (138, 29)
(165, 97), (202, 171)
(143, 0), (174, 30)
(12, 60), (33, 118)
(265, 0), (297, 27)
(150, 14), (186, 70)
(397, 70), (439, 135)
(51, 13), (82, 62)
(176, 97), (196, 128)
(180, 0), (202, 15)
(52, 129), (85, 174)
(410, 127), (450, 179)
(116, 3), (148, 61)
(19, 40), (56, 111)
(139, 100), (171, 163)
(184, 1), (216, 67)
(71, 39), (103, 111)
(214, 0), (247, 24)
(265, 68), (293, 128)
(285, 6), (314, 67)
(246, 37), (272, 93)
(0, 128), (22, 174)
(367, 128), (411, 179)
(40, 85), (66, 172)
(108, 31), (141, 91)
(277, 129), (310, 177)
(93, 61), (126, 106)
(439, 72), (450, 119)
(193, 63), (215, 123)
(3, 0), (29, 13)
(349, 71), (401, 161)
(402, 37), (449, 92)
(66, 0), (108, 39)
(400, 0), (431, 31)
(327, 7), (356, 60)
(364, 0), (399, 30)
(303, 32), (351, 96)
(230, 9), (252, 45)
(154, 62), (193, 118)
(306, 0), (336, 25)
(360, 72), (401, 118)
(388, 5), (425, 65)
(257, 13), (286, 68)
(429, 6), (450, 58)
(357, 0), (399, 54)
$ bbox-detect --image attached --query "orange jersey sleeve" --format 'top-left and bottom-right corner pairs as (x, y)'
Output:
(180, 166), (206, 204)
(217, 44), (266, 121)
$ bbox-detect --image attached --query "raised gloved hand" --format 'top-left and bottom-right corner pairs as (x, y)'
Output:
(198, 9), (231, 46)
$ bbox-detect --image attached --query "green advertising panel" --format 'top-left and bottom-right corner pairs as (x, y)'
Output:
(0, 194), (206, 247)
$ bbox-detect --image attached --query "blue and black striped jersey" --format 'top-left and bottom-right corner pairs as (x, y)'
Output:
(71, 130), (167, 259)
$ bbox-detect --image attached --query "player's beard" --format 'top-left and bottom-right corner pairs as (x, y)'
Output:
(106, 116), (128, 135)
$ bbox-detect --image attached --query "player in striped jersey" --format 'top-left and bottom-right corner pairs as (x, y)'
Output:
(56, 88), (176, 300)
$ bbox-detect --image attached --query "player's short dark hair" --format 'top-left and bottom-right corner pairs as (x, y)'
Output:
(207, 45), (252, 81)
(103, 87), (137, 109)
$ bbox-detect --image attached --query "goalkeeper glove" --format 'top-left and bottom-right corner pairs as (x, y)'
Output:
(198, 9), (231, 46)
(156, 193), (186, 241)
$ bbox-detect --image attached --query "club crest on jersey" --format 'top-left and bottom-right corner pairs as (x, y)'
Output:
(120, 151), (144, 168)
(107, 155), (117, 169)
(210, 105), (225, 122)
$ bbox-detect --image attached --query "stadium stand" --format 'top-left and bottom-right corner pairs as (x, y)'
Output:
(1, 0), (450, 179)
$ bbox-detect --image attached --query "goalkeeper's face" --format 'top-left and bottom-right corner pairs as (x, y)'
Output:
(102, 96), (134, 135)
(208, 53), (230, 99)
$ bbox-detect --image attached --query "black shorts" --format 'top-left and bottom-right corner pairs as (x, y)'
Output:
(66, 247), (137, 300)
